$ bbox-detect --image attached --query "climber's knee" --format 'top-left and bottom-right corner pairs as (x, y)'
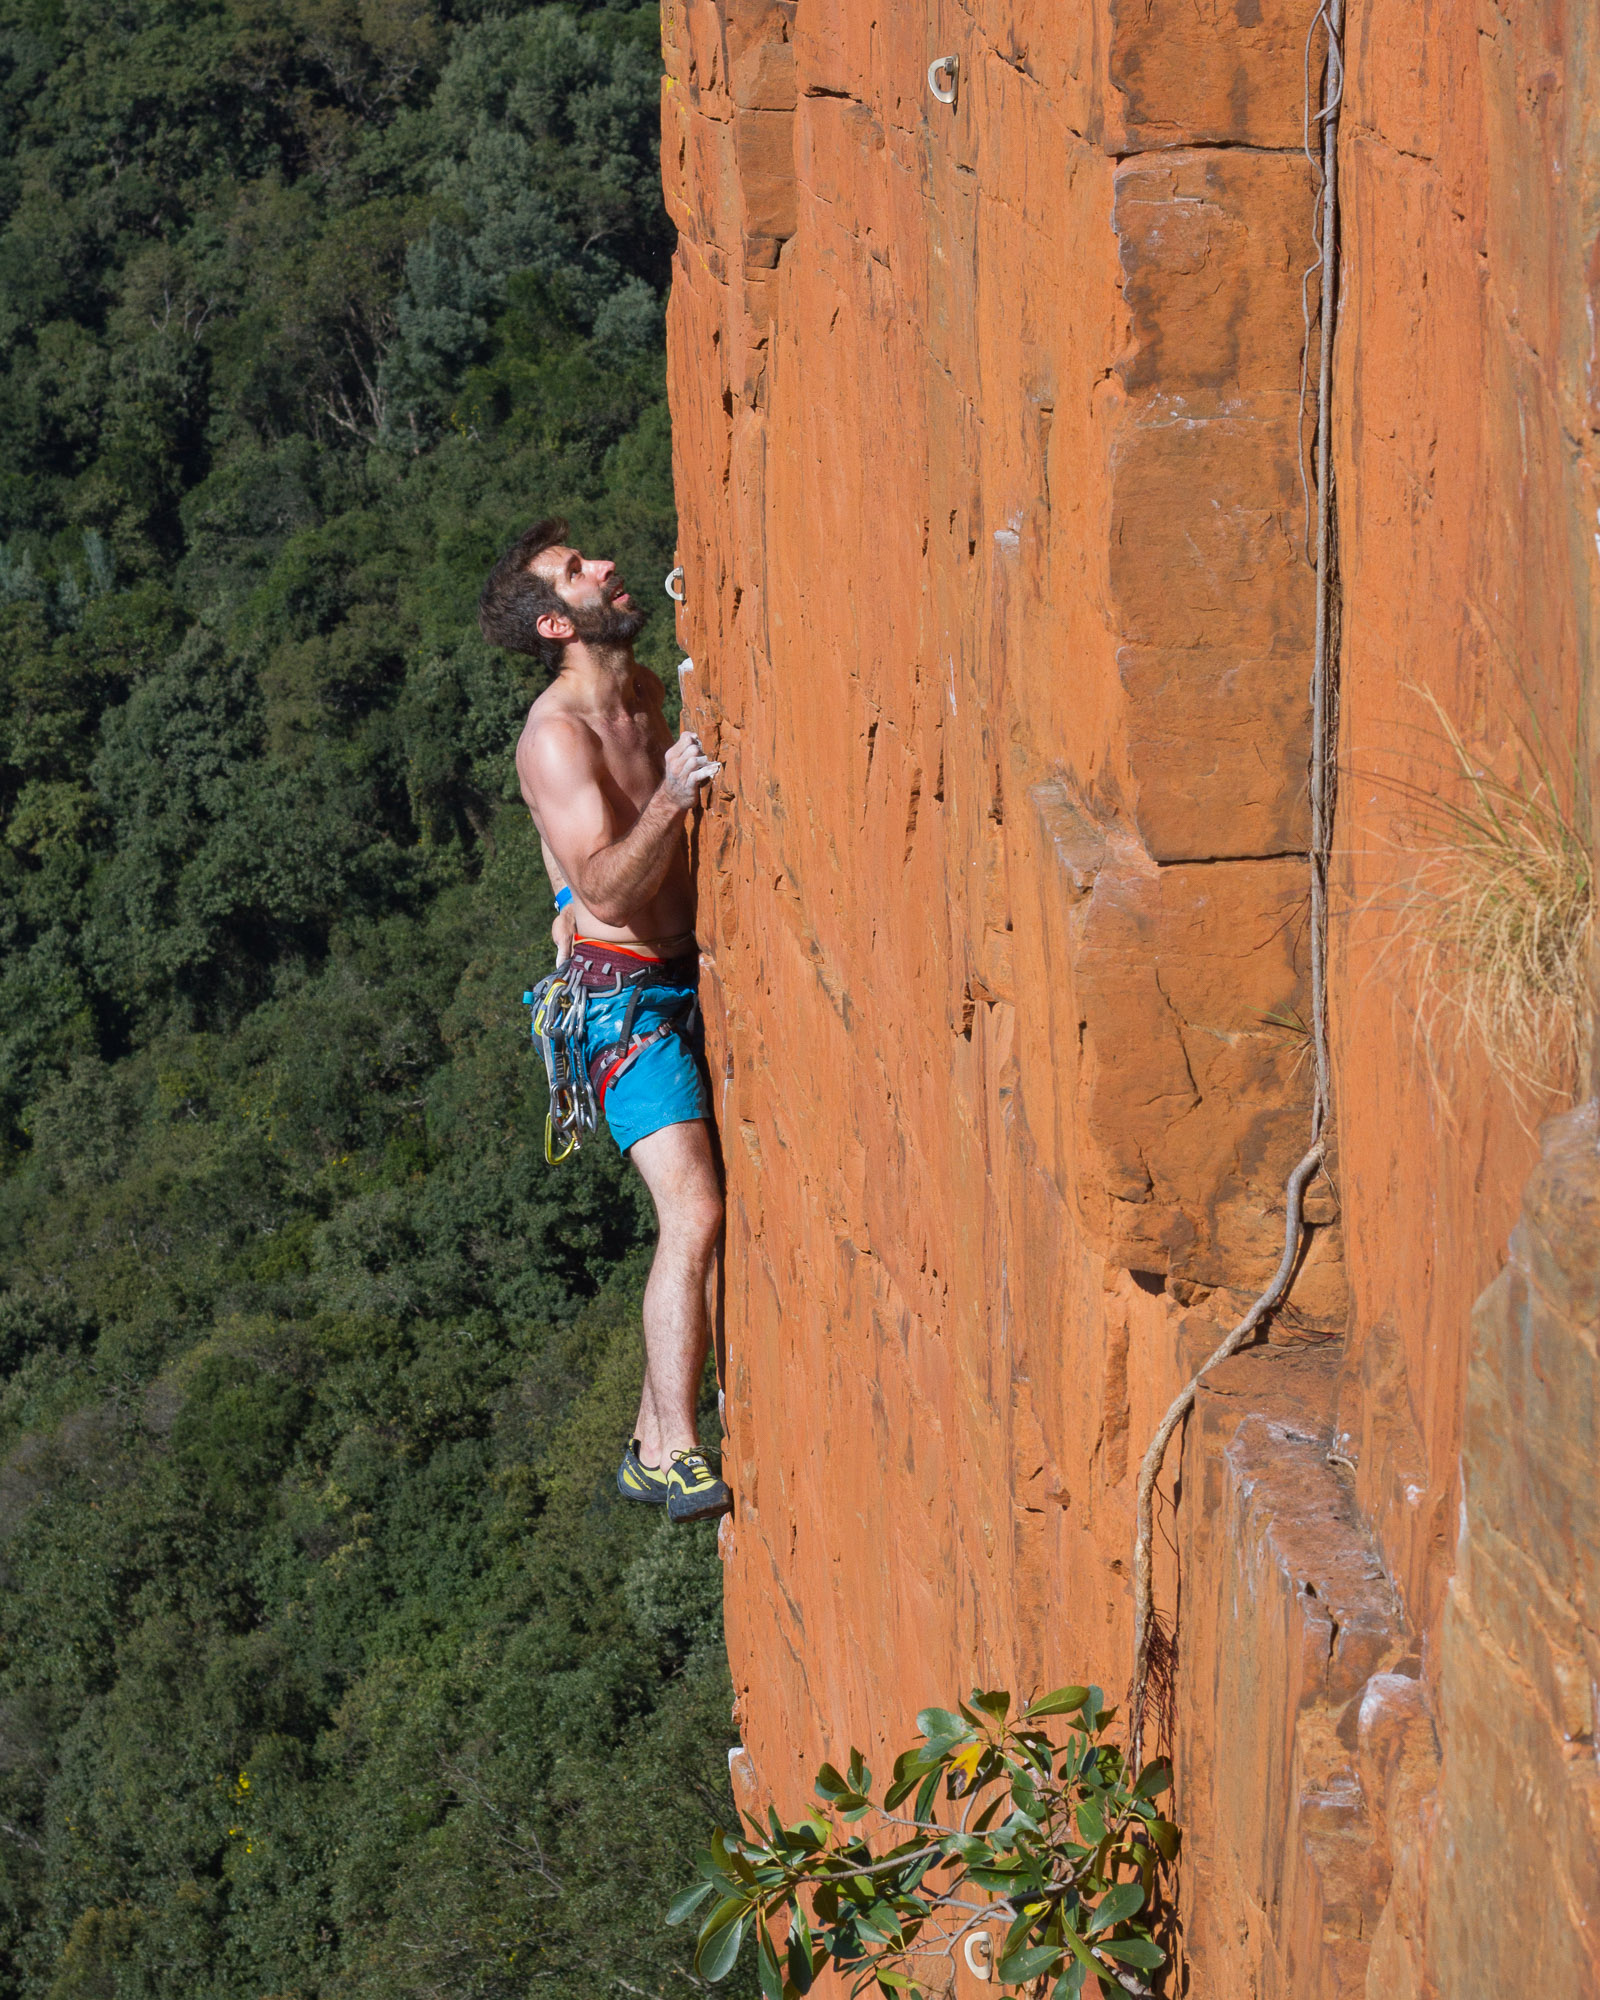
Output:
(678, 1179), (724, 1255)
(668, 1173), (723, 1260)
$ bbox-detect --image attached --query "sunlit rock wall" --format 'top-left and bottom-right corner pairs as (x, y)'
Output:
(1326, 3), (1600, 1992)
(661, 0), (1599, 1991)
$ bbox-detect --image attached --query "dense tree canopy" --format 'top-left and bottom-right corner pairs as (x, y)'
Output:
(0, 4), (744, 1993)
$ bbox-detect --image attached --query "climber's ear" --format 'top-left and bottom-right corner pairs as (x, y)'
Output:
(536, 609), (575, 643)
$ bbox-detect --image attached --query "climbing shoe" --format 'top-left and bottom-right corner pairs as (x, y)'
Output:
(616, 1440), (668, 1507)
(666, 1449), (733, 1524)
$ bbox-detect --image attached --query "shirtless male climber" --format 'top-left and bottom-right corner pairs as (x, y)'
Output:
(478, 519), (732, 1525)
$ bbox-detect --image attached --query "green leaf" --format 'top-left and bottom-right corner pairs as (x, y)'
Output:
(886, 1747), (932, 1808)
(968, 1863), (1026, 1893)
(697, 1909), (747, 1982)
(712, 1829), (758, 1885)
(1134, 1760), (1172, 1800)
(757, 1923), (784, 2000)
(898, 1849), (938, 1894)
(971, 1688), (1011, 1722)
(703, 1927), (748, 1984)
(1000, 1908), (1037, 1960)
(1084, 1687), (1106, 1730)
(1087, 1883), (1145, 1934)
(1051, 1961), (1090, 1999)
(1102, 1937), (1165, 1969)
(1060, 1925), (1097, 1970)
(667, 1880), (716, 1925)
(998, 1944), (1064, 1983)
(700, 1894), (749, 1934)
(1016, 1728), (1055, 1771)
(874, 1975), (918, 1993)
(1057, 1732), (1090, 1780)
(1023, 1685), (1090, 1719)
(912, 1767), (941, 1824)
(1076, 1799), (1108, 1845)
(815, 1762), (849, 1801)
(1148, 1817), (1180, 1861)
(916, 1707), (968, 1747)
(787, 1912), (816, 1995)
(856, 1901), (905, 1947)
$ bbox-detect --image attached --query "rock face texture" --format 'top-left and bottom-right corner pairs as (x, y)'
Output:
(662, 0), (1600, 1992)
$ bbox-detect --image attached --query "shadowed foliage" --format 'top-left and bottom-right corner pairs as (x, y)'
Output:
(0, 3), (747, 1993)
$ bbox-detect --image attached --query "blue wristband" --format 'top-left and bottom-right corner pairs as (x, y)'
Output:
(553, 886), (573, 914)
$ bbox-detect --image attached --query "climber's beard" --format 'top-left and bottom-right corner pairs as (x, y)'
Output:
(565, 580), (648, 648)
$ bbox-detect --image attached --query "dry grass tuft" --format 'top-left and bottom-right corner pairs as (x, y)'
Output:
(1398, 687), (1593, 1102)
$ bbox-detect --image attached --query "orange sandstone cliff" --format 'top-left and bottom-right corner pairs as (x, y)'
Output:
(661, 1), (1600, 1992)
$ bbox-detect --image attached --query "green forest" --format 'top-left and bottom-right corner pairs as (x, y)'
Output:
(0, 3), (746, 1993)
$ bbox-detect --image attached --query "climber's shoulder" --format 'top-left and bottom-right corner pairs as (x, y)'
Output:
(517, 694), (603, 782)
(515, 700), (603, 825)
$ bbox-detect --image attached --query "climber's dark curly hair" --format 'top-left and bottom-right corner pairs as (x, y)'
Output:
(478, 516), (571, 673)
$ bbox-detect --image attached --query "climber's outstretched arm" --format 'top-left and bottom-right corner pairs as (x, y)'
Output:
(518, 718), (717, 929)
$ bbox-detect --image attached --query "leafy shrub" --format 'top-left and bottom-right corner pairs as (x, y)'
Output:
(0, 3), (745, 1994)
(674, 1688), (1179, 2000)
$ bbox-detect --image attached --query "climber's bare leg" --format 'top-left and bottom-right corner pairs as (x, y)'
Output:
(628, 1118), (724, 1466)
(632, 1250), (719, 1446)
(638, 1248), (721, 1439)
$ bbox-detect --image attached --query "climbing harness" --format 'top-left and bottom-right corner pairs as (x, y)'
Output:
(523, 942), (701, 1164)
(524, 970), (597, 1162)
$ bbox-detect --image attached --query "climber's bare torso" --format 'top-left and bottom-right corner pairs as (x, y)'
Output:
(516, 651), (698, 956)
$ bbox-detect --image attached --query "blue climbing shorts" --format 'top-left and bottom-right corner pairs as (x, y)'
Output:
(581, 971), (709, 1155)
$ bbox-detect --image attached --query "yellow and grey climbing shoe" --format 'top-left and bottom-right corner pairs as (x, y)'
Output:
(617, 1440), (668, 1507)
(666, 1449), (733, 1524)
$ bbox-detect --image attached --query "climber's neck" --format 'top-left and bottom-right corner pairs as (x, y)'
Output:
(556, 643), (643, 716)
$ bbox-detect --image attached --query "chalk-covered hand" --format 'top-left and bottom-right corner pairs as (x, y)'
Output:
(661, 730), (720, 808)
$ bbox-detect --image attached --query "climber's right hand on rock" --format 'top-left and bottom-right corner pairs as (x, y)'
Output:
(661, 730), (720, 809)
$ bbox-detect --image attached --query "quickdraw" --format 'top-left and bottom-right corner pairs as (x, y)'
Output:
(523, 970), (597, 1163)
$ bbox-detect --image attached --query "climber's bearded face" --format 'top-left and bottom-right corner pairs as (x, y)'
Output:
(533, 545), (649, 649)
